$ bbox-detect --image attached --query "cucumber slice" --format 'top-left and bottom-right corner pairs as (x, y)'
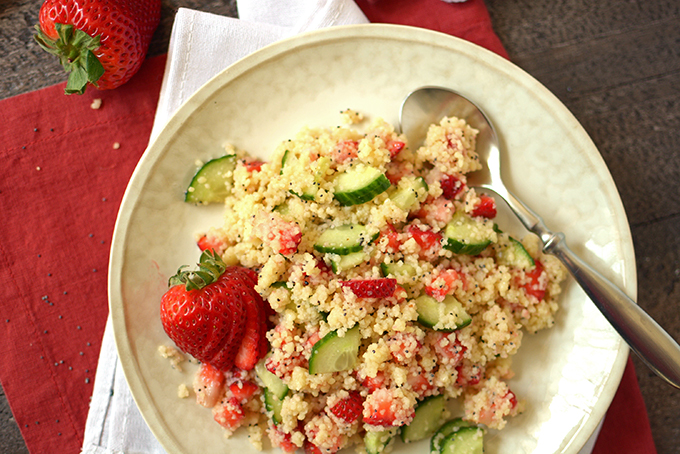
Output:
(443, 211), (496, 255)
(308, 325), (361, 374)
(380, 261), (417, 278)
(439, 427), (484, 454)
(314, 224), (378, 255)
(390, 176), (429, 211)
(415, 294), (472, 331)
(400, 395), (446, 443)
(334, 165), (391, 206)
(263, 387), (285, 425)
(184, 155), (236, 204)
(330, 251), (368, 273)
(496, 236), (535, 271)
(255, 359), (289, 400)
(430, 418), (476, 454)
(365, 429), (397, 454)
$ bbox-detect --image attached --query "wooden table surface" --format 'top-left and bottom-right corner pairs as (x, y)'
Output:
(1, 1), (678, 453)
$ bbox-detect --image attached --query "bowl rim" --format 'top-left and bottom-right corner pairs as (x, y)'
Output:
(109, 23), (634, 454)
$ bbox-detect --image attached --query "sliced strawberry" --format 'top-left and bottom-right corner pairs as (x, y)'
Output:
(234, 286), (267, 370)
(340, 278), (397, 298)
(471, 194), (497, 218)
(160, 262), (253, 370)
(330, 391), (363, 424)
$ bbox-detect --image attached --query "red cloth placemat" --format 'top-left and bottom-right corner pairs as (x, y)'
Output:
(0, 1), (655, 453)
(0, 54), (166, 454)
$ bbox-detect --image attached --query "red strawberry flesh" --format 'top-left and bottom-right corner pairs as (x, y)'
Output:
(340, 278), (397, 298)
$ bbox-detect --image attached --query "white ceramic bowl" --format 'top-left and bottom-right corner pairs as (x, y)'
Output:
(109, 24), (634, 454)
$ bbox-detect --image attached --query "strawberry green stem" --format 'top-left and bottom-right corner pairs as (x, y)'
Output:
(34, 23), (105, 95)
(169, 249), (228, 291)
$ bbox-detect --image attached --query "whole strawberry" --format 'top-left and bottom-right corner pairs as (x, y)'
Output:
(34, 0), (161, 94)
(160, 250), (268, 371)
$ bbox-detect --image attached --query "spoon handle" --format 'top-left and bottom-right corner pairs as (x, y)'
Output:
(490, 184), (680, 389)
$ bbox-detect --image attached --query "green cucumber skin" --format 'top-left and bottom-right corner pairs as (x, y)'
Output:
(430, 418), (476, 454)
(184, 155), (236, 204)
(400, 395), (446, 443)
(497, 236), (535, 270)
(334, 173), (391, 206)
(263, 387), (285, 425)
(443, 238), (492, 256)
(443, 212), (496, 256)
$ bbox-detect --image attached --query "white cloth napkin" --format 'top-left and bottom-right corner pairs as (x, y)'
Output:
(82, 3), (367, 453)
(81, 2), (602, 453)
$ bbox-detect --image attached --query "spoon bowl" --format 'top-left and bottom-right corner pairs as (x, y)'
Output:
(400, 85), (680, 389)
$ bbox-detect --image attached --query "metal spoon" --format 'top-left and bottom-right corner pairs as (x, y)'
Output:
(399, 86), (680, 389)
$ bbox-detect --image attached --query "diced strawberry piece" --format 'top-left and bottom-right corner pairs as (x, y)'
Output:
(340, 278), (397, 298)
(505, 390), (518, 409)
(407, 225), (442, 251)
(387, 332), (421, 363)
(379, 223), (401, 252)
(477, 388), (519, 426)
(254, 215), (302, 255)
(363, 388), (414, 427)
(213, 397), (245, 430)
(196, 233), (226, 255)
(456, 360), (483, 387)
(304, 441), (324, 454)
(194, 363), (226, 408)
(440, 174), (464, 200)
(523, 260), (547, 300)
(407, 369), (435, 396)
(229, 380), (259, 403)
(331, 140), (359, 163)
(244, 160), (264, 172)
(425, 269), (462, 301)
(387, 140), (405, 158)
(330, 391), (364, 424)
(275, 431), (298, 453)
(432, 332), (466, 366)
(360, 371), (386, 393)
(471, 194), (497, 218)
